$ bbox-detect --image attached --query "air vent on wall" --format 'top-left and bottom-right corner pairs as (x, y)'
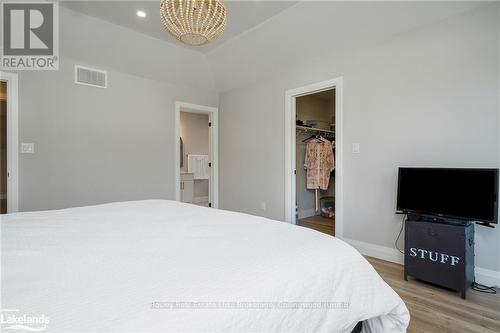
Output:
(75, 65), (107, 88)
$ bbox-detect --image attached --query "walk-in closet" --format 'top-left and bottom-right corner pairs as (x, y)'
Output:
(295, 89), (336, 235)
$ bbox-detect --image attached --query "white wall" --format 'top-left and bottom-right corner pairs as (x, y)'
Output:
(218, 2), (500, 277)
(16, 8), (218, 211)
(59, 7), (215, 91)
(208, 2), (485, 92)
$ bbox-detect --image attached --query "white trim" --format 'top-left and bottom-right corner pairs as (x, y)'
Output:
(344, 238), (500, 287)
(175, 102), (219, 208)
(475, 267), (500, 288)
(343, 238), (404, 265)
(1, 72), (19, 213)
(284, 77), (344, 238)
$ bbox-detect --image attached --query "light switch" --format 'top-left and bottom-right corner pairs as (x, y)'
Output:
(352, 143), (360, 154)
(21, 143), (35, 154)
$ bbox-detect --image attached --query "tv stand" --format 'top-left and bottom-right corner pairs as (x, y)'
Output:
(404, 219), (474, 299)
(406, 213), (469, 226)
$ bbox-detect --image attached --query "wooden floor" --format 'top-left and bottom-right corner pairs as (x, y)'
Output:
(366, 256), (500, 333)
(0, 198), (6, 214)
(297, 215), (335, 236)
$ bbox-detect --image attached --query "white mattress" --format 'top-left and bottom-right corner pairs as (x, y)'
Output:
(1, 200), (409, 332)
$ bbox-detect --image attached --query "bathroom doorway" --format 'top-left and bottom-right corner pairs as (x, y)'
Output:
(175, 102), (219, 208)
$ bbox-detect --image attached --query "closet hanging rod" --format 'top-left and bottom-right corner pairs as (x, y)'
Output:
(296, 125), (335, 136)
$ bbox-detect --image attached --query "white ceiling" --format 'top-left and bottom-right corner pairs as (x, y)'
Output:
(61, 1), (298, 53)
(58, 1), (488, 92)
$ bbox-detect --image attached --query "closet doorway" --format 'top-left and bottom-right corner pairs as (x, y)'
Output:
(285, 77), (343, 238)
(175, 102), (219, 208)
(296, 90), (336, 235)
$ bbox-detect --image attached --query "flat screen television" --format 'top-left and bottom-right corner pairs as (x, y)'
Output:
(397, 168), (498, 225)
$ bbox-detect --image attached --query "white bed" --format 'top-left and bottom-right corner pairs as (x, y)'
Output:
(1, 200), (409, 332)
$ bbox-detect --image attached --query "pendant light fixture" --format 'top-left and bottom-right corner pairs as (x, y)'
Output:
(160, 0), (227, 46)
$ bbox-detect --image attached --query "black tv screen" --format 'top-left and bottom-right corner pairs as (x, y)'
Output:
(397, 168), (498, 223)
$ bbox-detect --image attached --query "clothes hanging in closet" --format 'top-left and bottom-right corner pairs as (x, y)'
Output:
(304, 140), (335, 190)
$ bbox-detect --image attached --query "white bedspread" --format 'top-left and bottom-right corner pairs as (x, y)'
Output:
(1, 200), (409, 332)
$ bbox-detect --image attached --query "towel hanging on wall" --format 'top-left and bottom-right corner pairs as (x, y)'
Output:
(187, 155), (209, 180)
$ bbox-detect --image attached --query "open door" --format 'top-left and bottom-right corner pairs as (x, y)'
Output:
(1, 81), (7, 214)
(295, 89), (336, 236)
(175, 102), (219, 208)
(179, 111), (210, 207)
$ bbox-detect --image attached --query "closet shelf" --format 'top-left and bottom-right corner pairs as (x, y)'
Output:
(296, 125), (335, 136)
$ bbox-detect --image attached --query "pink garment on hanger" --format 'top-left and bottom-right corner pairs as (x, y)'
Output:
(305, 141), (335, 190)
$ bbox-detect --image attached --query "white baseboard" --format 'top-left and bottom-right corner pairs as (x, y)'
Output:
(342, 238), (500, 288)
(298, 209), (315, 219)
(343, 238), (404, 264)
(475, 267), (500, 288)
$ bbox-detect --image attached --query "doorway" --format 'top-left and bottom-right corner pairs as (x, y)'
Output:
(1, 82), (7, 213)
(175, 102), (218, 208)
(285, 77), (343, 238)
(0, 72), (18, 214)
(295, 89), (336, 235)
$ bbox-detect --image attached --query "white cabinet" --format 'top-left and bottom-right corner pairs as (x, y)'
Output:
(180, 173), (194, 203)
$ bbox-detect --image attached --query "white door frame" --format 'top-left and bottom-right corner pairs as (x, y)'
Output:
(284, 77), (344, 238)
(1, 72), (19, 213)
(175, 101), (219, 208)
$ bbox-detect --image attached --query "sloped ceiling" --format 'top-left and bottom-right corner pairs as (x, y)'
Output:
(206, 1), (487, 92)
(61, 1), (298, 53)
(59, 6), (216, 90)
(60, 1), (488, 92)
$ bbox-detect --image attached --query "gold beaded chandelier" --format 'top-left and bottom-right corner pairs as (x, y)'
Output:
(160, 0), (227, 46)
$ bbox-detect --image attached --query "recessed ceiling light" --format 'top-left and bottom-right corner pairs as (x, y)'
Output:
(136, 10), (146, 18)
